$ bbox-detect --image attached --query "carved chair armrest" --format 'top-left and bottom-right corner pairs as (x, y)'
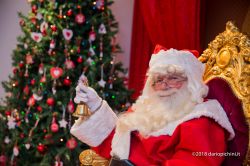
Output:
(79, 149), (110, 166)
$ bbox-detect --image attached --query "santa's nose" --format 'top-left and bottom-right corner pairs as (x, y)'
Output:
(153, 82), (170, 91)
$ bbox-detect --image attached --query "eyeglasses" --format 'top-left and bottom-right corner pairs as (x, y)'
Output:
(152, 75), (187, 89)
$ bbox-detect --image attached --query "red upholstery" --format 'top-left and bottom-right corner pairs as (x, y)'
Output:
(206, 78), (249, 165)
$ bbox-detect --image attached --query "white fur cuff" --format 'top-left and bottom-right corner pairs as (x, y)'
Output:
(70, 100), (118, 147)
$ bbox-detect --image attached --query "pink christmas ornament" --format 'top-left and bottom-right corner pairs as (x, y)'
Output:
(31, 32), (42, 42)
(66, 138), (77, 150)
(51, 116), (59, 133)
(67, 100), (75, 113)
(75, 13), (85, 24)
(50, 67), (63, 79)
(62, 29), (73, 41)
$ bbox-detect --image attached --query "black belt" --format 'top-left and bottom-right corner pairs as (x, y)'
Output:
(109, 156), (135, 166)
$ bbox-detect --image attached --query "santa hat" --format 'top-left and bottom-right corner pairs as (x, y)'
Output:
(145, 44), (208, 103)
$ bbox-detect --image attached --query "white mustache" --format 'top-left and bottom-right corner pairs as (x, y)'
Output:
(155, 88), (178, 97)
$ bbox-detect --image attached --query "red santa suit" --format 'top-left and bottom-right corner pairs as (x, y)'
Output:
(70, 48), (235, 166)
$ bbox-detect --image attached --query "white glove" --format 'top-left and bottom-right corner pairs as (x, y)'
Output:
(74, 82), (102, 113)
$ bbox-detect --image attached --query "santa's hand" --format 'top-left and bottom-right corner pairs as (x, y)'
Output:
(74, 83), (102, 113)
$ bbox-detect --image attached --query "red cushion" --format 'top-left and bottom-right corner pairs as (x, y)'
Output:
(206, 78), (249, 165)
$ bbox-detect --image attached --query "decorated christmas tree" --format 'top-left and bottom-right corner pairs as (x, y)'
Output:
(0, 0), (132, 165)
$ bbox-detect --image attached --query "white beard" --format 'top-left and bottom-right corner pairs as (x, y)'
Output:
(117, 84), (196, 137)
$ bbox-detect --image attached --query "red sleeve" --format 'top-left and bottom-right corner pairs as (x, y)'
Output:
(164, 117), (227, 166)
(91, 129), (115, 159)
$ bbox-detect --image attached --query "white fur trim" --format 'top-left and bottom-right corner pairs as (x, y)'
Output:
(150, 100), (235, 140)
(70, 100), (117, 147)
(111, 130), (131, 160)
(111, 100), (235, 159)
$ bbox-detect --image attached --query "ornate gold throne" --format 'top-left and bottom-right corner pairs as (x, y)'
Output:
(78, 21), (250, 166)
(199, 21), (250, 165)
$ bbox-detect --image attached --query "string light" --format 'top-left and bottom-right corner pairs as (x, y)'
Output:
(47, 15), (52, 21)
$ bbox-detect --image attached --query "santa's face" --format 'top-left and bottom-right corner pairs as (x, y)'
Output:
(151, 73), (187, 97)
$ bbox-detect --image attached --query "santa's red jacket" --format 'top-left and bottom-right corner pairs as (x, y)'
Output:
(70, 100), (234, 166)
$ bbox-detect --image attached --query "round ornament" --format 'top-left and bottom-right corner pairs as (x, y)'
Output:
(50, 40), (56, 49)
(0, 155), (7, 164)
(51, 116), (59, 132)
(32, 5), (37, 13)
(13, 67), (18, 74)
(66, 138), (77, 150)
(46, 97), (55, 106)
(37, 143), (47, 154)
(31, 79), (36, 85)
(66, 9), (73, 16)
(36, 106), (42, 112)
(75, 13), (85, 24)
(77, 56), (83, 63)
(65, 59), (75, 69)
(19, 61), (24, 68)
(63, 77), (72, 86)
(89, 30), (96, 42)
(51, 122), (59, 132)
(50, 25), (57, 32)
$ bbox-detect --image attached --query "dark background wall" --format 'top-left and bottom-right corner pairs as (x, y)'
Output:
(203, 0), (250, 49)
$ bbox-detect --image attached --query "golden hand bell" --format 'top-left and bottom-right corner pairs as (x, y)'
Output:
(73, 77), (92, 119)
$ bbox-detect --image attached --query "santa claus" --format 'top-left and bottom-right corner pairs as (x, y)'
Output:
(70, 47), (235, 166)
